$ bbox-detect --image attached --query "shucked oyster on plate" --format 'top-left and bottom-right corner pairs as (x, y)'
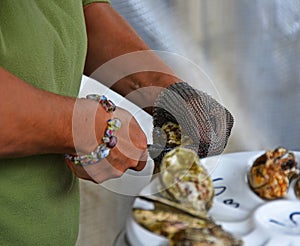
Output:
(248, 147), (299, 200)
(133, 209), (243, 246)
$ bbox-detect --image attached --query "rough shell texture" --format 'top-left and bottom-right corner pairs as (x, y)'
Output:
(133, 209), (243, 246)
(170, 227), (243, 246)
(151, 122), (193, 169)
(248, 147), (299, 200)
(160, 147), (214, 212)
(162, 122), (182, 147)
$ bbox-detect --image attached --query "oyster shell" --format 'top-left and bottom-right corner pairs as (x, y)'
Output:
(170, 227), (243, 246)
(162, 122), (182, 148)
(133, 209), (243, 246)
(138, 194), (208, 219)
(151, 122), (193, 174)
(248, 147), (299, 200)
(160, 147), (214, 212)
(151, 122), (181, 174)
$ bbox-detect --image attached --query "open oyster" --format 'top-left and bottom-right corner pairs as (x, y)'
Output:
(160, 147), (214, 212)
(248, 147), (299, 200)
(133, 208), (243, 246)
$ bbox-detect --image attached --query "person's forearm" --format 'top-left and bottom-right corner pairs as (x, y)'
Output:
(83, 3), (181, 112)
(0, 67), (105, 158)
(0, 67), (76, 157)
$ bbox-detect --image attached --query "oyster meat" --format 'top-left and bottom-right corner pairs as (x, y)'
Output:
(248, 147), (299, 200)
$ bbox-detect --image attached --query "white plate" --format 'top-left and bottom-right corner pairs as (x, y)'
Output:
(126, 151), (300, 246)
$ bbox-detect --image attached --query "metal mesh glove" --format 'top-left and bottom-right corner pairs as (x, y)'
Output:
(149, 82), (234, 165)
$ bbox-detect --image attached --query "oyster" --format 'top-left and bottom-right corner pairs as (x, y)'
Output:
(133, 208), (243, 246)
(151, 122), (193, 174)
(162, 122), (182, 147)
(161, 122), (193, 148)
(160, 147), (214, 213)
(138, 194), (207, 219)
(170, 227), (243, 246)
(248, 147), (299, 200)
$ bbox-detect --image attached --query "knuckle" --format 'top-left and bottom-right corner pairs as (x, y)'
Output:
(129, 160), (139, 169)
(135, 132), (148, 148)
(112, 169), (124, 178)
(93, 179), (102, 184)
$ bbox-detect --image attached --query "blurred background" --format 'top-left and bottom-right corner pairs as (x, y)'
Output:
(77, 0), (300, 245)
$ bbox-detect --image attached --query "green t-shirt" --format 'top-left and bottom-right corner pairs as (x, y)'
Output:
(0, 0), (109, 245)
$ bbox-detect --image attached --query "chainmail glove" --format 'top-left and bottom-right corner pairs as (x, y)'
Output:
(149, 82), (234, 166)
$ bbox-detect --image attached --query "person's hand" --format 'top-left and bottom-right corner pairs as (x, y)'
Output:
(150, 82), (234, 164)
(67, 104), (148, 184)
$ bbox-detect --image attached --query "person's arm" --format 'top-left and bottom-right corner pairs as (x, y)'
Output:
(83, 3), (234, 162)
(0, 66), (119, 158)
(0, 67), (77, 157)
(83, 3), (181, 113)
(0, 67), (147, 183)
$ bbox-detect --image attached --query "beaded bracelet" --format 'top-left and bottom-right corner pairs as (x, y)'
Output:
(65, 94), (121, 166)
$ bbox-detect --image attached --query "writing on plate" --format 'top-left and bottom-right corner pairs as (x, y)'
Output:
(213, 177), (240, 208)
(269, 212), (300, 229)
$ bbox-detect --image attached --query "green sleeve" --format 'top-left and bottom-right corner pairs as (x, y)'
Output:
(83, 0), (110, 6)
